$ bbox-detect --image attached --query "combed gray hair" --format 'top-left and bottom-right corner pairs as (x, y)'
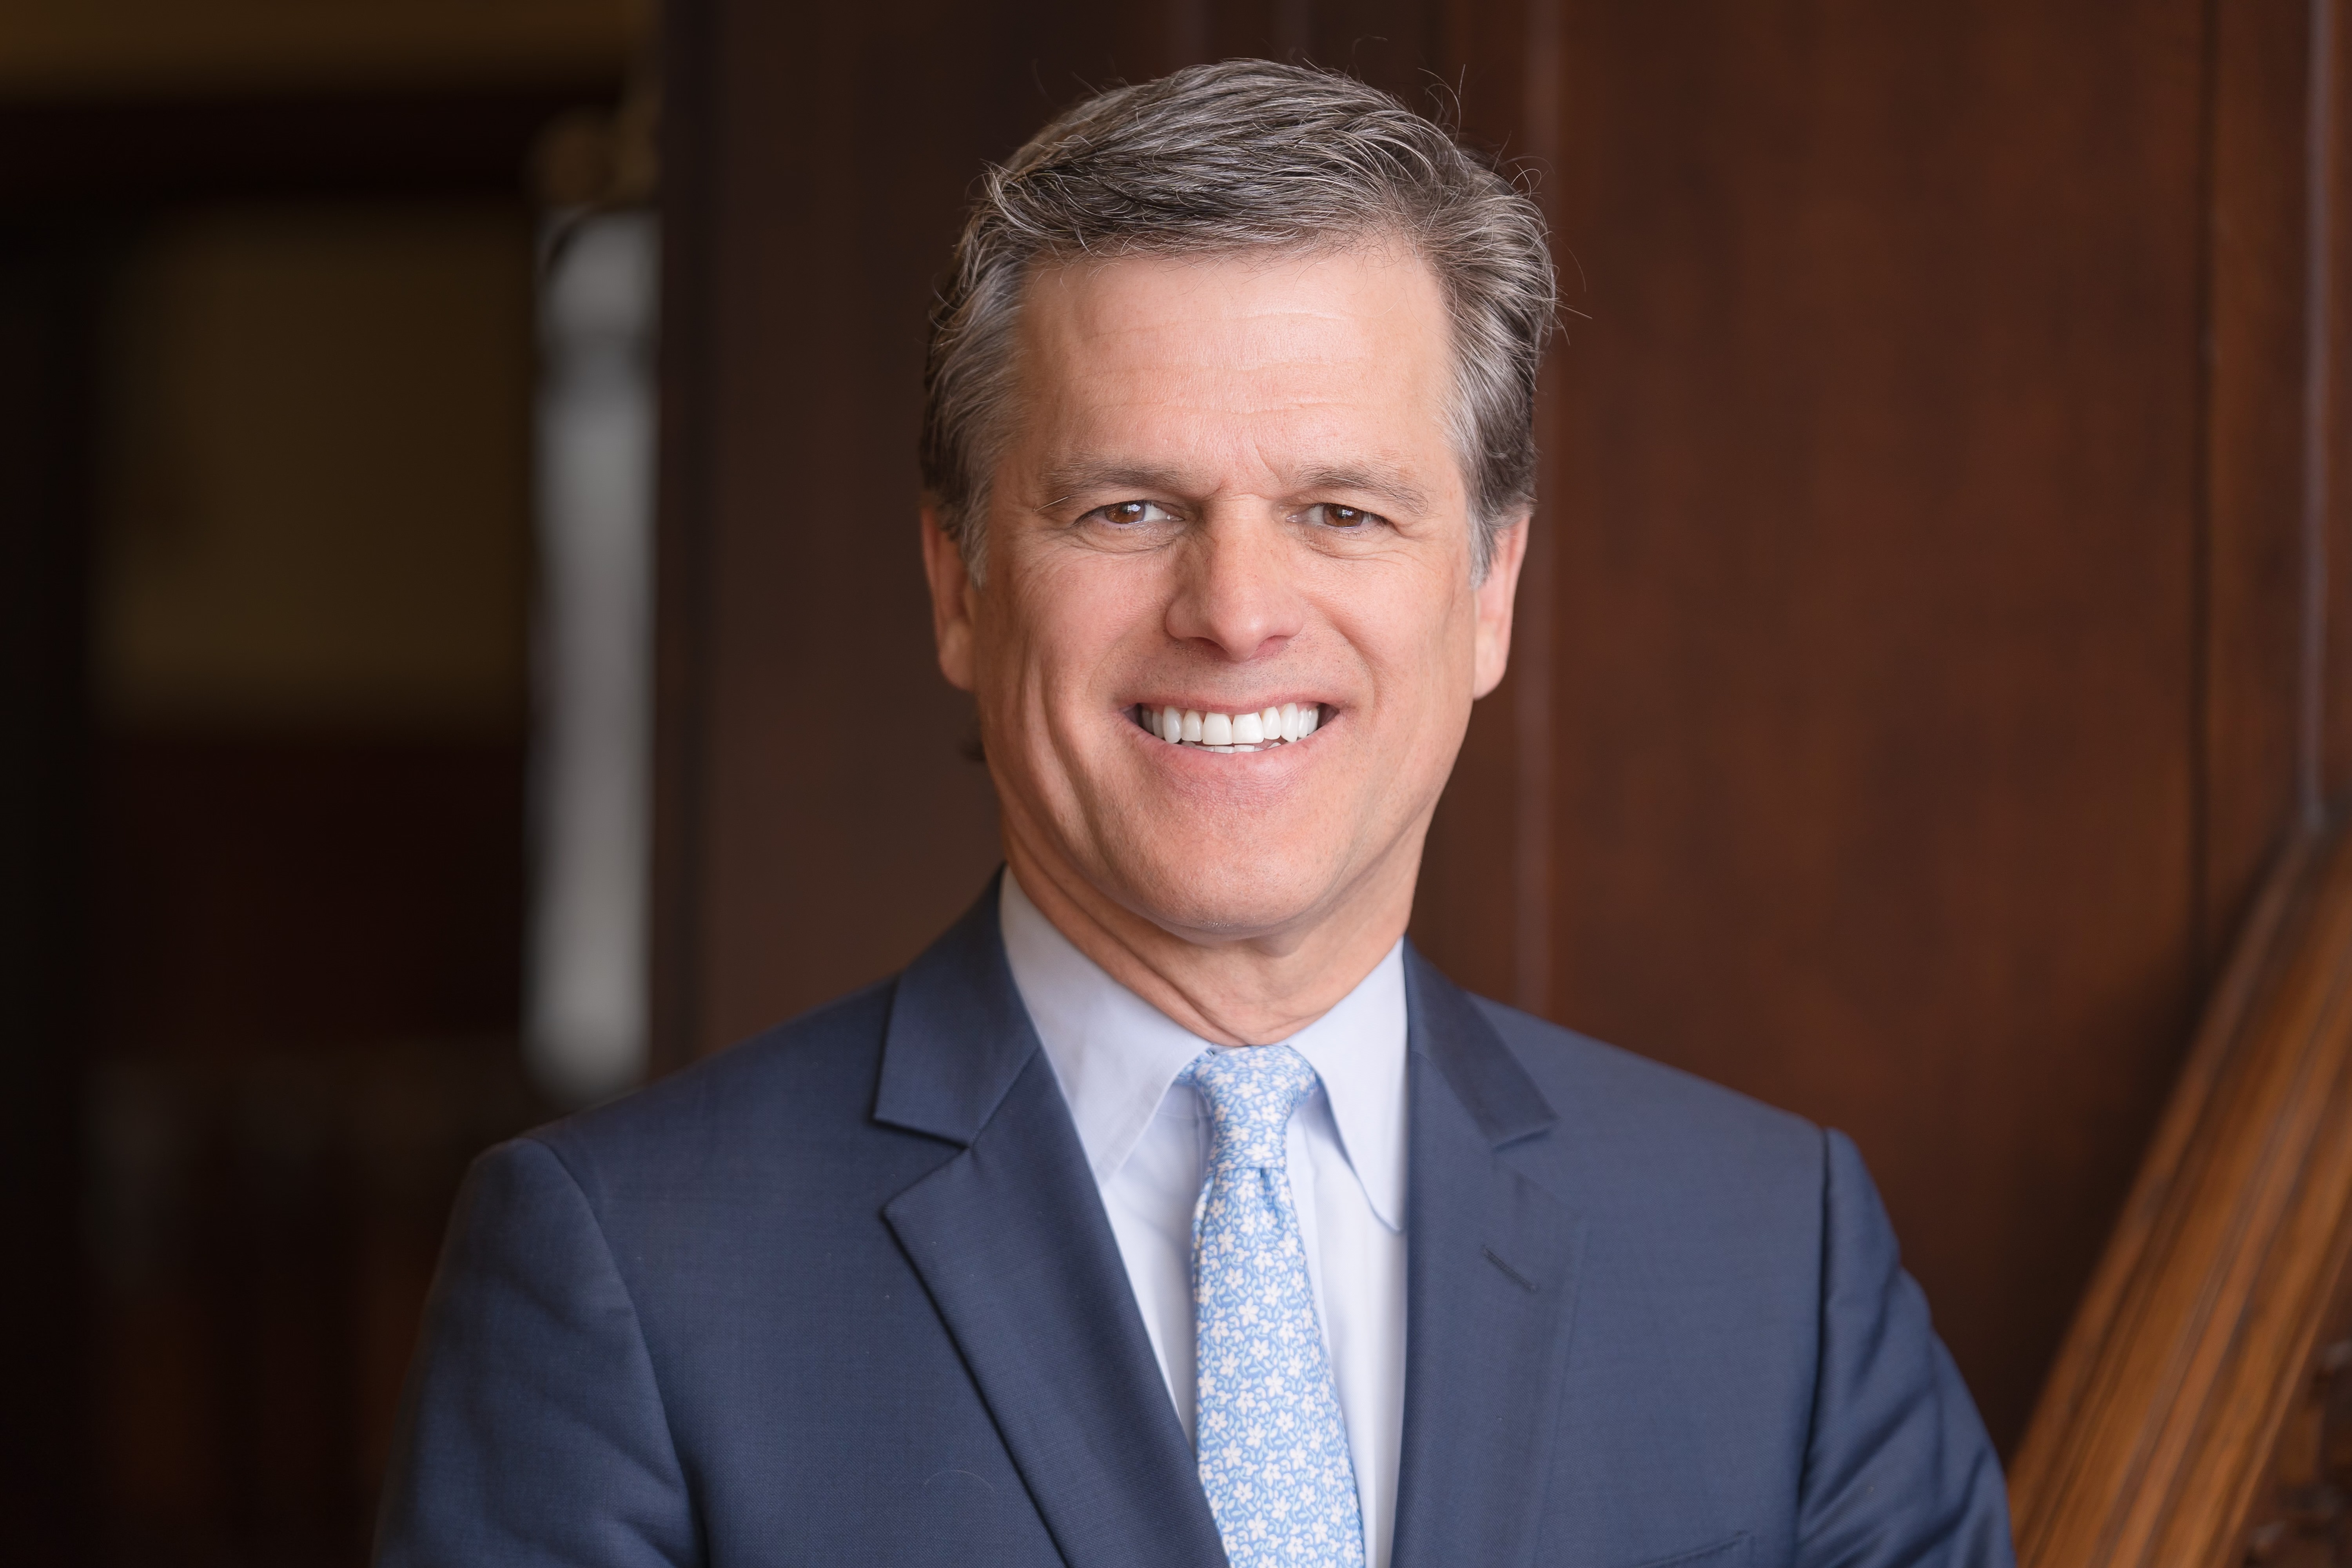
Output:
(920, 58), (1556, 583)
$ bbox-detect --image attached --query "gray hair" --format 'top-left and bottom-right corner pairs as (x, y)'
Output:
(920, 58), (1556, 582)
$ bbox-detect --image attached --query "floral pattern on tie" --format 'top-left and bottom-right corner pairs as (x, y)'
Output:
(1181, 1044), (1367, 1568)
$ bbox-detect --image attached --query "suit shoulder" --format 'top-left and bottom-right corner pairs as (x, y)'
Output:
(1471, 994), (1823, 1178)
(530, 978), (898, 1179)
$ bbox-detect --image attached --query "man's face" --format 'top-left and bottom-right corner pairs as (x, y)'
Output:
(925, 245), (1525, 947)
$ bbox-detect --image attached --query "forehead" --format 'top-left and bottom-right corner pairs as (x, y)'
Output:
(1009, 246), (1458, 483)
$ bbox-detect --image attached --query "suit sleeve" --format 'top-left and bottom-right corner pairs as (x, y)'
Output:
(374, 1136), (699, 1568)
(1798, 1129), (2014, 1568)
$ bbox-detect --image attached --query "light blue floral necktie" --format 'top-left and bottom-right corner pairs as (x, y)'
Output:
(1181, 1044), (1367, 1568)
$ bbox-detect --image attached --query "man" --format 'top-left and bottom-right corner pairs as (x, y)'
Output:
(378, 60), (2013, 1568)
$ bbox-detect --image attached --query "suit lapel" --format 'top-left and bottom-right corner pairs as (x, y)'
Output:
(877, 879), (1226, 1568)
(1390, 948), (1586, 1568)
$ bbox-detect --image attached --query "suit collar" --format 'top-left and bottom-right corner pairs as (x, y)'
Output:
(1392, 952), (1584, 1568)
(873, 869), (1038, 1146)
(1403, 943), (1557, 1147)
(877, 874), (1229, 1568)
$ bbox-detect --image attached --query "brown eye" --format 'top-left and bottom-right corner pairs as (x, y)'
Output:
(1308, 503), (1382, 529)
(1092, 500), (1173, 526)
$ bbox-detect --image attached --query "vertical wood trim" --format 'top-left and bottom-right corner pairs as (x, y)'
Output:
(2189, 0), (2222, 984)
(2198, 0), (2325, 970)
(2301, 0), (2338, 832)
(2327, 0), (2352, 806)
(1510, 0), (1560, 1018)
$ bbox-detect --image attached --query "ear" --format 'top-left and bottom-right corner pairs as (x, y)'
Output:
(920, 501), (979, 692)
(1470, 513), (1530, 701)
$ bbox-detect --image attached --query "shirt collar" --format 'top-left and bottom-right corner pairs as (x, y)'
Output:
(998, 869), (1408, 1232)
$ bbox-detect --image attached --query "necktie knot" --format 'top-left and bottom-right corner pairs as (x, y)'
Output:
(1181, 1044), (1318, 1171)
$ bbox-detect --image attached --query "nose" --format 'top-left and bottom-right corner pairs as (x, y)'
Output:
(1163, 512), (1306, 662)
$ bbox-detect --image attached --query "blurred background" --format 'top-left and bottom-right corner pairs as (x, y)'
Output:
(7, 0), (2351, 1564)
(2, 2), (655, 1562)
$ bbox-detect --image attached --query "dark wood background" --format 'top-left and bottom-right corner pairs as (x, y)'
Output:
(652, 0), (2352, 1453)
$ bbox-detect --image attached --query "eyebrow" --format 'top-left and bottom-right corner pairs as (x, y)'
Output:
(1292, 462), (1432, 516)
(1034, 461), (1193, 511)
(1033, 457), (1433, 516)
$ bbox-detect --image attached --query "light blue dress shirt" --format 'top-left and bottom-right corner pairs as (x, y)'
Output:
(997, 871), (1408, 1568)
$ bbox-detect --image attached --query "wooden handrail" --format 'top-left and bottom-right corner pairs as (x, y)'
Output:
(2011, 824), (2352, 1565)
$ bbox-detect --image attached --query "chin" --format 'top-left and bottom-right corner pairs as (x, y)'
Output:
(1101, 842), (1338, 942)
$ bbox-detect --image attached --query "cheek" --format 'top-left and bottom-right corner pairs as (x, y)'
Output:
(979, 557), (1153, 733)
(1018, 559), (1168, 677)
(1336, 572), (1478, 709)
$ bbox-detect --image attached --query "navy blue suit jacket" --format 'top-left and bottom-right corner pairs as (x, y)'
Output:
(377, 883), (2013, 1568)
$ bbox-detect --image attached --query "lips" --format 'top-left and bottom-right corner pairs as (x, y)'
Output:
(1132, 702), (1323, 753)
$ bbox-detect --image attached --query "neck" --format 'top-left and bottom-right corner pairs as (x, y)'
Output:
(1002, 829), (1419, 1047)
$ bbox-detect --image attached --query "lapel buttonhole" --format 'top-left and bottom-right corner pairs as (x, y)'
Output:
(1482, 1245), (1539, 1292)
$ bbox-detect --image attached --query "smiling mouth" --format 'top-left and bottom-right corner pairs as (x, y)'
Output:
(1130, 702), (1325, 753)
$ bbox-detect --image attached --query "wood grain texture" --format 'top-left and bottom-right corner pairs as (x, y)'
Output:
(2011, 2), (2352, 1533)
(1531, 0), (2210, 1448)
(2009, 823), (2352, 1567)
(2237, 1252), (2352, 1565)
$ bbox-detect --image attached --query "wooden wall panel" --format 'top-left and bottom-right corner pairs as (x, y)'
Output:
(1517, 0), (2210, 1449)
(653, 1), (1183, 1052)
(2007, 9), (2352, 1553)
(1410, 0), (1561, 1015)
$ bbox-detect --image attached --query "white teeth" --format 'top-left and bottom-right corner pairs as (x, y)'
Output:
(1140, 702), (1325, 750)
